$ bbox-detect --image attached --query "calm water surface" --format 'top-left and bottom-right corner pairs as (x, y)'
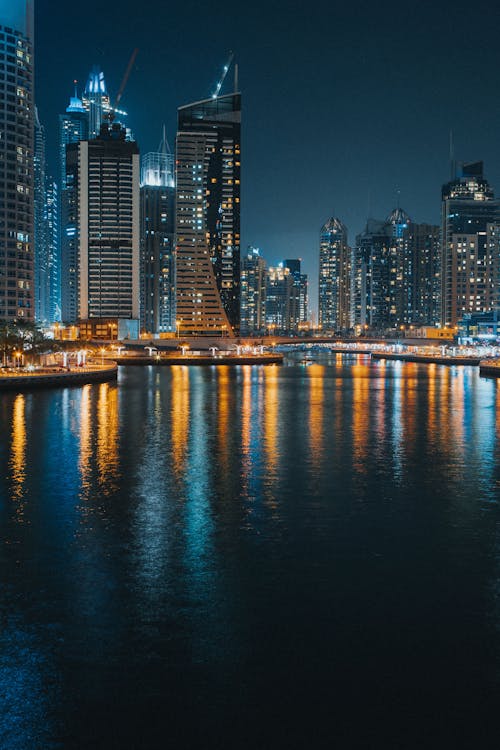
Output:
(1, 354), (500, 748)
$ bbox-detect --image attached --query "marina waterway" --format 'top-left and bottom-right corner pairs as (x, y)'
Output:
(1, 353), (500, 748)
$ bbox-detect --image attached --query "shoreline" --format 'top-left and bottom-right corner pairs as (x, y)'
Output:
(0, 363), (118, 390)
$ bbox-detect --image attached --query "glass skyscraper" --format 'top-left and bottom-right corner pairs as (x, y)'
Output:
(318, 218), (350, 332)
(175, 92), (241, 336)
(140, 134), (176, 335)
(0, 0), (34, 322)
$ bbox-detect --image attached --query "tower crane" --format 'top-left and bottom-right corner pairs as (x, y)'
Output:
(109, 47), (139, 122)
(212, 51), (234, 99)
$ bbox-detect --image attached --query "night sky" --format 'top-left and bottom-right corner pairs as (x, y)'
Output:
(36, 0), (500, 310)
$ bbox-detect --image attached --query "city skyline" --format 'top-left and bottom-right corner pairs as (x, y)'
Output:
(34, 0), (500, 309)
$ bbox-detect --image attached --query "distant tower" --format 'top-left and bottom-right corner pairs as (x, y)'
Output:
(34, 108), (49, 322)
(284, 259), (308, 330)
(60, 84), (89, 323)
(175, 92), (241, 336)
(0, 0), (35, 322)
(318, 218), (350, 332)
(140, 129), (176, 335)
(441, 161), (500, 327)
(82, 66), (111, 139)
(266, 263), (293, 332)
(66, 122), (140, 337)
(240, 247), (267, 335)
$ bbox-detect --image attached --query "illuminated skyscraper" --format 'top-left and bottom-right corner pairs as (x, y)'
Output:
(240, 246), (266, 335)
(318, 218), (350, 332)
(175, 92), (241, 336)
(265, 263), (293, 332)
(140, 131), (176, 334)
(60, 85), (89, 322)
(82, 66), (111, 139)
(284, 258), (308, 330)
(65, 122), (140, 337)
(441, 161), (500, 327)
(0, 0), (34, 322)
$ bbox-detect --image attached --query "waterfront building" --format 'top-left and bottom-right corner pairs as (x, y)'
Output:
(284, 258), (308, 330)
(352, 218), (391, 330)
(318, 218), (350, 332)
(0, 0), (34, 322)
(265, 263), (293, 332)
(402, 223), (440, 326)
(441, 161), (500, 327)
(175, 92), (241, 336)
(65, 122), (140, 337)
(140, 132), (176, 335)
(34, 109), (59, 324)
(240, 246), (266, 335)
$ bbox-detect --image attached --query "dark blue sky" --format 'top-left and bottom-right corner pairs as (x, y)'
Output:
(36, 0), (500, 309)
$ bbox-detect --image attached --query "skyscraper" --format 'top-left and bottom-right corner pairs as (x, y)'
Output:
(66, 122), (140, 337)
(175, 92), (241, 336)
(240, 246), (266, 335)
(59, 85), (89, 323)
(266, 263), (293, 332)
(441, 162), (500, 327)
(318, 218), (350, 332)
(34, 107), (48, 322)
(402, 223), (440, 326)
(284, 259), (308, 330)
(140, 132), (176, 335)
(82, 66), (111, 140)
(0, 0), (34, 322)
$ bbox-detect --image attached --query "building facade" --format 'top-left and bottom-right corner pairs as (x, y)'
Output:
(65, 122), (140, 335)
(240, 246), (266, 335)
(318, 218), (350, 332)
(284, 259), (308, 330)
(175, 93), (241, 336)
(441, 162), (500, 327)
(265, 263), (293, 332)
(0, 0), (34, 322)
(140, 138), (176, 335)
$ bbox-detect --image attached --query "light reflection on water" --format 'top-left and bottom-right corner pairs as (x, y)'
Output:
(1, 355), (500, 747)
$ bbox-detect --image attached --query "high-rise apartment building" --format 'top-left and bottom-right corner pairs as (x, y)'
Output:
(441, 161), (500, 327)
(402, 223), (440, 326)
(175, 92), (241, 336)
(318, 218), (350, 332)
(140, 134), (176, 335)
(65, 122), (140, 336)
(240, 246), (266, 335)
(266, 263), (293, 332)
(60, 86), (89, 323)
(0, 0), (34, 322)
(284, 258), (308, 330)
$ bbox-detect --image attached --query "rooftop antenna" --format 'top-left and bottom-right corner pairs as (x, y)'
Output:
(73, 79), (78, 98)
(159, 123), (171, 155)
(234, 62), (239, 93)
(212, 51), (234, 99)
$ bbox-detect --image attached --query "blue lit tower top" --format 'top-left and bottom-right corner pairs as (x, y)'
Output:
(82, 66), (111, 138)
(386, 207), (411, 238)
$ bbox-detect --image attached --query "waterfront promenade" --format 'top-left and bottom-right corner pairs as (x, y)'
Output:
(0, 362), (118, 390)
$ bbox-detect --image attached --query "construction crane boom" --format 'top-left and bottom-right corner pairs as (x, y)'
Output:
(108, 48), (139, 123)
(212, 51), (234, 99)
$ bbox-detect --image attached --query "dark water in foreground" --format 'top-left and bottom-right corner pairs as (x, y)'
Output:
(1, 354), (500, 748)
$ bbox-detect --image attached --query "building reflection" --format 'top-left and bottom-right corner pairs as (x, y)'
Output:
(10, 393), (26, 511)
(351, 361), (370, 474)
(217, 366), (231, 473)
(79, 385), (92, 496)
(97, 382), (120, 492)
(263, 366), (279, 488)
(308, 365), (325, 469)
(170, 365), (190, 481)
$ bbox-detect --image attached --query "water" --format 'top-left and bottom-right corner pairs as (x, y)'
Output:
(1, 354), (500, 748)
